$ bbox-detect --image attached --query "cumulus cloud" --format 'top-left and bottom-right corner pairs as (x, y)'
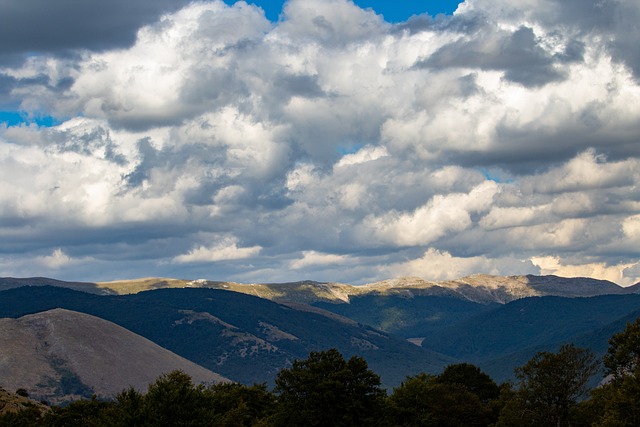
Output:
(37, 248), (74, 269)
(531, 256), (639, 287)
(386, 249), (539, 282)
(1, 0), (640, 286)
(362, 181), (499, 246)
(289, 251), (353, 269)
(419, 25), (570, 87)
(173, 236), (262, 264)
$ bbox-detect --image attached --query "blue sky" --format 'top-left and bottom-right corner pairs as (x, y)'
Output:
(226, 0), (463, 22)
(1, 0), (640, 286)
(0, 111), (60, 127)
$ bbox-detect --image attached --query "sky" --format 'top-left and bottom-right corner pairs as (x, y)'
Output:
(1, 0), (639, 286)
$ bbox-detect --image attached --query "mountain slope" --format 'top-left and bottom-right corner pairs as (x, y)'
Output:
(0, 286), (453, 389)
(0, 308), (226, 404)
(314, 294), (497, 338)
(478, 307), (640, 383)
(421, 294), (640, 360)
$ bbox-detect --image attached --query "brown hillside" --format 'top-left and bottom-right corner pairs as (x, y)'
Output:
(0, 309), (227, 404)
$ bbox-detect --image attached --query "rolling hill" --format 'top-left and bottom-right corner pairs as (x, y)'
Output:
(0, 308), (227, 404)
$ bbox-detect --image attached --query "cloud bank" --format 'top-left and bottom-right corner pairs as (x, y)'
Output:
(1, 0), (639, 285)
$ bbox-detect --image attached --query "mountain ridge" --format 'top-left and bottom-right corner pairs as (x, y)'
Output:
(1, 274), (636, 304)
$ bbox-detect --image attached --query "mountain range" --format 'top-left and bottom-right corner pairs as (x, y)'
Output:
(4, 273), (638, 303)
(1, 274), (639, 402)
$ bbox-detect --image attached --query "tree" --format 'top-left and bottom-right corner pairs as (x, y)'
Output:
(437, 363), (500, 404)
(113, 387), (147, 427)
(0, 406), (44, 427)
(497, 344), (599, 427)
(42, 396), (117, 427)
(205, 382), (275, 426)
(387, 372), (494, 427)
(589, 317), (640, 426)
(273, 348), (386, 427)
(144, 370), (212, 426)
(604, 317), (640, 380)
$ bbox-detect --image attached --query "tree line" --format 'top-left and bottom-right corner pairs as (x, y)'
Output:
(3, 317), (640, 426)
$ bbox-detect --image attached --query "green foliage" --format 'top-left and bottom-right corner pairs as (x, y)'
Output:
(590, 378), (640, 427)
(497, 344), (599, 427)
(437, 362), (500, 403)
(587, 318), (640, 426)
(42, 397), (117, 427)
(113, 387), (147, 426)
(387, 368), (498, 427)
(205, 382), (275, 426)
(144, 370), (212, 426)
(0, 407), (43, 427)
(604, 317), (640, 380)
(38, 371), (278, 427)
(273, 348), (386, 427)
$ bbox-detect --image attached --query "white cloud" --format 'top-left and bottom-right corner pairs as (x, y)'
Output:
(480, 205), (548, 230)
(623, 215), (640, 240)
(289, 251), (352, 269)
(386, 248), (538, 282)
(37, 248), (74, 269)
(531, 256), (639, 287)
(173, 237), (262, 264)
(363, 181), (499, 246)
(523, 150), (637, 194)
(1, 0), (640, 284)
(335, 145), (389, 168)
(277, 0), (386, 45)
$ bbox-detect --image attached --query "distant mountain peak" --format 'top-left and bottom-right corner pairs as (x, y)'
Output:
(0, 274), (631, 305)
(360, 274), (627, 304)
